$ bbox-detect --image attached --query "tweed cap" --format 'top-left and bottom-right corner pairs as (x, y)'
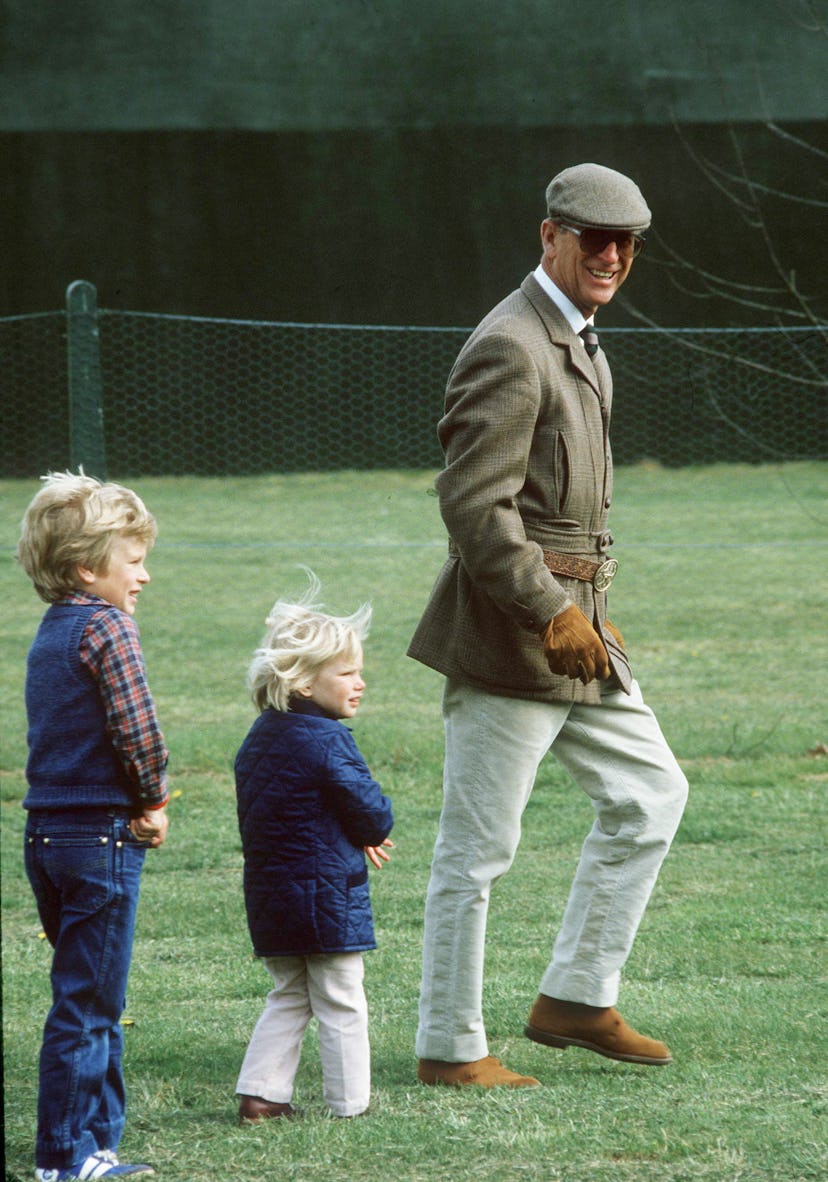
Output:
(545, 163), (651, 232)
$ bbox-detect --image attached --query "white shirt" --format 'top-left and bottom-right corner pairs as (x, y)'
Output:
(532, 263), (593, 339)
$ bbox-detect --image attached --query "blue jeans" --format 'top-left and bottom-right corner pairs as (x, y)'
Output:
(24, 809), (149, 1170)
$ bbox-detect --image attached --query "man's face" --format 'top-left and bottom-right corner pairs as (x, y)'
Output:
(540, 220), (636, 317)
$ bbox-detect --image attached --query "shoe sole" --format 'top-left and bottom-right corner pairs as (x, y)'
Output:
(524, 1023), (672, 1066)
(239, 1112), (298, 1123)
(417, 1071), (540, 1087)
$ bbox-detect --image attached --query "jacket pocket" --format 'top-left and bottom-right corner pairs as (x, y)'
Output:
(533, 425), (571, 514)
(554, 431), (571, 514)
(346, 866), (368, 889)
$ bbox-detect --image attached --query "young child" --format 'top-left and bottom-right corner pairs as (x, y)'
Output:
(17, 471), (169, 1182)
(234, 576), (394, 1121)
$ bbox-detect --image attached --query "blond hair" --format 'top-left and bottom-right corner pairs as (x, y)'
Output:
(248, 572), (371, 712)
(17, 470), (157, 603)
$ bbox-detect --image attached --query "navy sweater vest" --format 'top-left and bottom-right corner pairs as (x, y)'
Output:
(24, 603), (136, 811)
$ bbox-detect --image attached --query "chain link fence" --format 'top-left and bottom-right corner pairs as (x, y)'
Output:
(2, 283), (826, 479)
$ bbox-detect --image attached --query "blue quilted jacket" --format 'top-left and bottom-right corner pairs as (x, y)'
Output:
(235, 698), (394, 957)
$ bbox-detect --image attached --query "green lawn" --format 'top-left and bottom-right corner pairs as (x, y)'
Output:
(2, 464), (826, 1182)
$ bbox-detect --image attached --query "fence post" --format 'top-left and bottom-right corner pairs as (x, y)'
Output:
(66, 280), (107, 478)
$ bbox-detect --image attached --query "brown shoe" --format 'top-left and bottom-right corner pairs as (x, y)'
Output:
(524, 995), (672, 1066)
(417, 1055), (540, 1087)
(238, 1094), (300, 1123)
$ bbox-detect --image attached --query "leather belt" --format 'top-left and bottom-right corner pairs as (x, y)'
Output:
(543, 549), (618, 591)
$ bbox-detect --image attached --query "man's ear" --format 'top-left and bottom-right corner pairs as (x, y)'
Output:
(541, 218), (560, 254)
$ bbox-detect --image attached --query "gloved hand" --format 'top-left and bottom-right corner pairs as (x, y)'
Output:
(541, 604), (610, 684)
(604, 618), (625, 649)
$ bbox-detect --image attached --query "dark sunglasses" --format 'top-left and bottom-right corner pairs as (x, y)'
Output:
(558, 222), (646, 259)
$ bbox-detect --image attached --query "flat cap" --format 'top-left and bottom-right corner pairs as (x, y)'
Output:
(546, 163), (651, 232)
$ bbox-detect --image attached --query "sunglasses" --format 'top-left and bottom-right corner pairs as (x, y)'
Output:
(558, 222), (646, 259)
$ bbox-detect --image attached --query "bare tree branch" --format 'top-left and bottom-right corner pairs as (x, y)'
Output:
(615, 294), (827, 388)
(774, 0), (828, 36)
(766, 120), (828, 165)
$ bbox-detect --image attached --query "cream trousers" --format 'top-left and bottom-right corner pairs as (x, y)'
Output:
(416, 678), (688, 1063)
(236, 952), (370, 1117)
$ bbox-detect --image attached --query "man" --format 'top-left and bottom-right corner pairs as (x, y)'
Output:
(408, 163), (689, 1088)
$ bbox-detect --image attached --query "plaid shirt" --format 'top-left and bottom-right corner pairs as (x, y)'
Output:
(70, 592), (169, 810)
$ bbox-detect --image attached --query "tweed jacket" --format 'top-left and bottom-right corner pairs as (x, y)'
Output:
(408, 273), (631, 704)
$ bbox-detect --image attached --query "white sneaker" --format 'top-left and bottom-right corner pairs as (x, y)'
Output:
(34, 1152), (155, 1181)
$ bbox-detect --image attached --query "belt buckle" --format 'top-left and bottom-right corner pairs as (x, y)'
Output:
(593, 558), (618, 591)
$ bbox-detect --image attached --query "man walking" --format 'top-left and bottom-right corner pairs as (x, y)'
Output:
(409, 163), (689, 1087)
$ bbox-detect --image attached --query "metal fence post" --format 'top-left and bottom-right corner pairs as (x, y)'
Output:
(66, 279), (107, 478)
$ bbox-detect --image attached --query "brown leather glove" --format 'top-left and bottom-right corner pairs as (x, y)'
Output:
(541, 604), (611, 685)
(604, 619), (625, 649)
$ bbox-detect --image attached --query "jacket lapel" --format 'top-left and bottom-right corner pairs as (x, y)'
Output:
(520, 274), (605, 403)
(591, 349), (612, 409)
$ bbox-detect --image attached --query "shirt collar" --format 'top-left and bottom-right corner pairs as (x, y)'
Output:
(60, 591), (112, 608)
(532, 263), (592, 336)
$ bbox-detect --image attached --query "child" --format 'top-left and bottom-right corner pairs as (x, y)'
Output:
(17, 471), (169, 1182)
(234, 576), (394, 1121)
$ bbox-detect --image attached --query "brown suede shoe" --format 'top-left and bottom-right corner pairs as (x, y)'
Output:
(417, 1055), (540, 1087)
(238, 1094), (300, 1123)
(524, 995), (672, 1066)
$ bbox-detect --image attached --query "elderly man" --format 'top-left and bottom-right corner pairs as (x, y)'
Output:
(408, 163), (689, 1088)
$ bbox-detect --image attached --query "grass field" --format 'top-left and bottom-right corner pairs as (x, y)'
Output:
(2, 463), (827, 1182)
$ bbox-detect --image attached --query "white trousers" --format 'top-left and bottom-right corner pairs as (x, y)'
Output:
(416, 678), (689, 1063)
(236, 952), (370, 1117)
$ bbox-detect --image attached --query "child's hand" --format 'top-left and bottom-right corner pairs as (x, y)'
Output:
(365, 838), (394, 869)
(130, 808), (169, 848)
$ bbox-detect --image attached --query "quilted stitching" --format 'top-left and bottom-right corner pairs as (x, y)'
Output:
(236, 708), (393, 956)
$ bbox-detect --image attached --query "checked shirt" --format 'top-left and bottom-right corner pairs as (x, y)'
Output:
(71, 592), (169, 810)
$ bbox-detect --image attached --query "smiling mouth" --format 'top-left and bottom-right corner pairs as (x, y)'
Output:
(588, 268), (615, 280)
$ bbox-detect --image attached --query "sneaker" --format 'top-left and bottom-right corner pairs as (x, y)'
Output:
(35, 1152), (156, 1181)
(96, 1154), (155, 1177)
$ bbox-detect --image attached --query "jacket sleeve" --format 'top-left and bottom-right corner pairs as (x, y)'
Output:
(321, 728), (394, 848)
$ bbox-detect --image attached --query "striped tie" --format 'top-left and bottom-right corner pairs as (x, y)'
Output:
(580, 326), (599, 357)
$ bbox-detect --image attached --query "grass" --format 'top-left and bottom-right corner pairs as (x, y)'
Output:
(2, 463), (827, 1182)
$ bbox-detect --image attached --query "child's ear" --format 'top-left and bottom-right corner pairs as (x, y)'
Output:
(295, 684), (313, 698)
(75, 564), (97, 587)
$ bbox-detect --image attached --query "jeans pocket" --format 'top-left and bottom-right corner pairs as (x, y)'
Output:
(116, 820), (152, 848)
(30, 831), (115, 914)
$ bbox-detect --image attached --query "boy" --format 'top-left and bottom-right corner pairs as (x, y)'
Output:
(17, 471), (169, 1181)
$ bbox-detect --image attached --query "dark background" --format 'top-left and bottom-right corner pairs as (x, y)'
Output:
(3, 1), (826, 328)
